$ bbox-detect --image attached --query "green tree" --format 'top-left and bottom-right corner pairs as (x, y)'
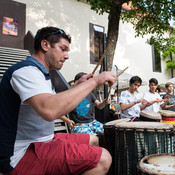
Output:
(148, 28), (175, 74)
(78, 0), (175, 71)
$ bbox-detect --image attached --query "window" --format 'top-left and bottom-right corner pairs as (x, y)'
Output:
(89, 23), (105, 64)
(152, 45), (161, 72)
(0, 47), (30, 77)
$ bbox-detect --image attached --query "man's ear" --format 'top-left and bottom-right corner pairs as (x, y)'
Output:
(41, 40), (50, 51)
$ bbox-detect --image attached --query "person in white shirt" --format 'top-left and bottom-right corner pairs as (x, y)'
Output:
(143, 78), (169, 112)
(119, 76), (149, 119)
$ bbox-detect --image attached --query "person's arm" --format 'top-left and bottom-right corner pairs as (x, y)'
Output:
(143, 92), (164, 108)
(160, 95), (170, 109)
(25, 71), (116, 121)
(140, 99), (149, 110)
(164, 103), (175, 109)
(94, 98), (110, 109)
(120, 99), (142, 111)
(60, 116), (75, 128)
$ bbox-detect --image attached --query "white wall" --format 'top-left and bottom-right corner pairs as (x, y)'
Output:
(14, 0), (173, 95)
(15, 0), (108, 82)
(114, 22), (172, 95)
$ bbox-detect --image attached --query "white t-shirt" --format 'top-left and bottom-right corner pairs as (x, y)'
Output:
(119, 90), (141, 118)
(10, 66), (55, 168)
(143, 91), (163, 112)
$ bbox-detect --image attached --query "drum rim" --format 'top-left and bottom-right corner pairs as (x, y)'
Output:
(114, 121), (174, 131)
(158, 110), (175, 117)
(104, 119), (174, 132)
(138, 153), (175, 174)
(140, 110), (161, 119)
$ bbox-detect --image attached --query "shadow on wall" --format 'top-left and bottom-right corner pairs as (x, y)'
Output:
(24, 31), (34, 55)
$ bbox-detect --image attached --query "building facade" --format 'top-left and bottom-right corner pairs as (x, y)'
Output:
(0, 0), (173, 95)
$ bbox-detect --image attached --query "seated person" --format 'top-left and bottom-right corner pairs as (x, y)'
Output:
(163, 82), (175, 111)
(143, 78), (170, 112)
(119, 76), (148, 119)
(61, 72), (110, 135)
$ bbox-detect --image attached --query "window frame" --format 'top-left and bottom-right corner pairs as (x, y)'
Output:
(89, 23), (105, 64)
(152, 45), (162, 72)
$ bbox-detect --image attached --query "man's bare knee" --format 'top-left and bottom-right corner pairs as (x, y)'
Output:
(99, 148), (112, 173)
(82, 148), (112, 175)
(89, 134), (99, 146)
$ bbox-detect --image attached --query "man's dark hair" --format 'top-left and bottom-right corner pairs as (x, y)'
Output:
(129, 76), (142, 85)
(34, 26), (71, 52)
(149, 78), (158, 85)
(74, 72), (87, 83)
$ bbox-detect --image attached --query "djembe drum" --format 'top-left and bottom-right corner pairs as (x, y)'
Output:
(159, 110), (175, 125)
(137, 153), (175, 174)
(140, 110), (161, 122)
(104, 119), (174, 175)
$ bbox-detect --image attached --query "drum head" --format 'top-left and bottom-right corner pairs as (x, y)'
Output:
(140, 110), (161, 120)
(138, 154), (175, 174)
(158, 110), (175, 117)
(114, 120), (174, 131)
(104, 118), (130, 126)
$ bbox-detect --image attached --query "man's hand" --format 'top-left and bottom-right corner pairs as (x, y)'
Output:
(140, 99), (150, 110)
(135, 99), (144, 104)
(94, 71), (117, 87)
(72, 73), (93, 87)
(78, 73), (93, 84)
(164, 95), (170, 102)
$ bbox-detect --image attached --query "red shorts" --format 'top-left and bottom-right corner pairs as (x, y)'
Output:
(12, 133), (102, 175)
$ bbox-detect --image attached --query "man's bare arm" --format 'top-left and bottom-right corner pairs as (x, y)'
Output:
(25, 71), (116, 121)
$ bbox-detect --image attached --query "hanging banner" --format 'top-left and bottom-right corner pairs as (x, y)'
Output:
(2, 16), (18, 36)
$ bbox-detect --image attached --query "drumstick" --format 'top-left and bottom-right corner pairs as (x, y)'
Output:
(116, 66), (129, 78)
(107, 87), (112, 99)
(67, 42), (113, 84)
(92, 41), (113, 75)
(106, 66), (129, 99)
(105, 66), (129, 86)
(131, 116), (137, 122)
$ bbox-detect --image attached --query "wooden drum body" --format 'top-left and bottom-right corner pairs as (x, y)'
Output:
(104, 119), (174, 175)
(137, 153), (175, 174)
(159, 110), (175, 125)
(140, 110), (161, 122)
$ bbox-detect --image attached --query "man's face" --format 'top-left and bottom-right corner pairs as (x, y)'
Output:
(167, 84), (174, 93)
(149, 82), (157, 93)
(130, 81), (141, 92)
(46, 38), (70, 71)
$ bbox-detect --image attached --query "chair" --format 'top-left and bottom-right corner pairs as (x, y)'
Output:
(54, 119), (69, 133)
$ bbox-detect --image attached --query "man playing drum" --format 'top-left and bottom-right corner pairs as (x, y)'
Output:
(0, 26), (116, 175)
(143, 78), (170, 113)
(119, 76), (149, 119)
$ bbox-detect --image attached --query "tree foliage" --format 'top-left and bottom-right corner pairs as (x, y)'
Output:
(121, 0), (175, 37)
(78, 0), (175, 72)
